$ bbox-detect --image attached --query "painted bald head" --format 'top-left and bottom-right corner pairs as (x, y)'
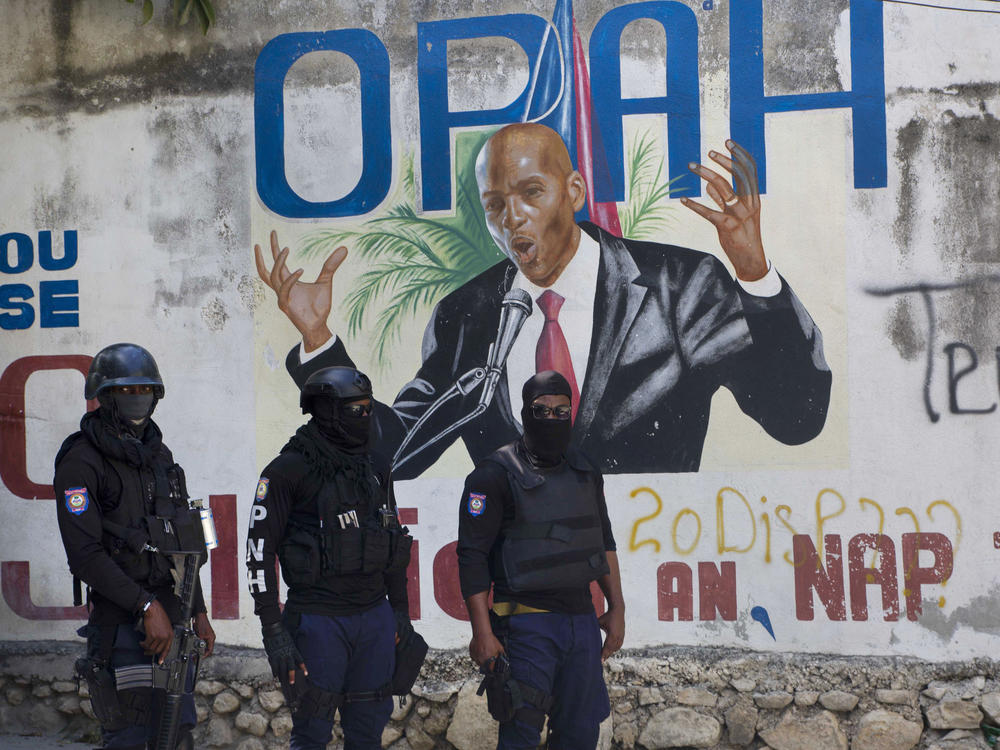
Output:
(476, 123), (587, 287)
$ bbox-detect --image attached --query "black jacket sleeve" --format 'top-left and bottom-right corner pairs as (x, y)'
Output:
(54, 445), (149, 615)
(246, 458), (295, 628)
(456, 462), (511, 600)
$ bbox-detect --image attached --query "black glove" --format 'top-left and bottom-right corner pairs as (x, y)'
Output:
(394, 609), (414, 647)
(261, 622), (304, 681)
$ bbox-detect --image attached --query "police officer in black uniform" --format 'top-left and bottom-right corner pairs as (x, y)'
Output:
(246, 366), (414, 750)
(54, 343), (215, 750)
(457, 370), (625, 750)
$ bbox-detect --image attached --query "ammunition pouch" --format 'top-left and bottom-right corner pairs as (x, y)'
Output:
(280, 523), (412, 587)
(102, 508), (207, 589)
(278, 527), (322, 588)
(476, 669), (552, 730)
(391, 626), (428, 696)
(76, 656), (123, 729)
(360, 527), (389, 574)
(388, 532), (413, 572)
(144, 509), (207, 560)
(74, 657), (150, 731)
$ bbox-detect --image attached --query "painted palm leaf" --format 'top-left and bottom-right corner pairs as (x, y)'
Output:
(619, 128), (684, 240)
(298, 132), (502, 369)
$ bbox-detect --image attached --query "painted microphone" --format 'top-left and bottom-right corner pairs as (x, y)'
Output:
(479, 288), (533, 409)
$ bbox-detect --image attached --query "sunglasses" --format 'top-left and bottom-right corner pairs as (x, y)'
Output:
(343, 402), (373, 418)
(530, 404), (572, 420)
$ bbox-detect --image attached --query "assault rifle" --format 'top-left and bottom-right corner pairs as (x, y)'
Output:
(150, 500), (217, 750)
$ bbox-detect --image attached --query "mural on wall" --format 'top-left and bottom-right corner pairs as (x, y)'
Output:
(247, 0), (858, 647)
(1, 0), (998, 656)
(253, 0), (841, 478)
(256, 124), (832, 477)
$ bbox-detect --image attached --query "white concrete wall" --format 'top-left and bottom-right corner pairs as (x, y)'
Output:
(2, 0), (999, 660)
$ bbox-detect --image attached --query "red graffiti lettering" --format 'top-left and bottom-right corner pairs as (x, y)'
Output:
(209, 494), (239, 619)
(657, 562), (693, 621)
(399, 508), (420, 620)
(902, 532), (953, 621)
(847, 534), (899, 621)
(1, 561), (87, 620)
(433, 541), (467, 621)
(793, 535), (846, 621)
(0, 355), (95, 499)
(698, 561), (737, 621)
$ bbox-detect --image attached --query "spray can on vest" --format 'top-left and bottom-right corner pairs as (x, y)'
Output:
(189, 498), (219, 551)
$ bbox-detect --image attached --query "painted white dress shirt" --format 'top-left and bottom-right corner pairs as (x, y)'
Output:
(504, 231), (781, 420)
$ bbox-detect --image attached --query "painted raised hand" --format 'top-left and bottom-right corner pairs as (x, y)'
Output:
(681, 139), (768, 282)
(254, 229), (347, 352)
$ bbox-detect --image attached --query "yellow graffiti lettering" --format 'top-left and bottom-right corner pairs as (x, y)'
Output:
(775, 504), (800, 566)
(858, 497), (886, 580)
(895, 506), (920, 532)
(629, 486), (663, 553)
(815, 488), (846, 566)
(759, 496), (771, 563)
(671, 508), (702, 555)
(896, 506), (920, 596)
(927, 500), (961, 586)
(716, 487), (756, 554)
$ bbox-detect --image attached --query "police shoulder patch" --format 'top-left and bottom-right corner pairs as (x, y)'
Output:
(255, 478), (270, 500)
(467, 492), (486, 517)
(64, 487), (89, 515)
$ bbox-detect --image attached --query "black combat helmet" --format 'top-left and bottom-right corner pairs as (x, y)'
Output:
(300, 366), (372, 413)
(84, 343), (165, 400)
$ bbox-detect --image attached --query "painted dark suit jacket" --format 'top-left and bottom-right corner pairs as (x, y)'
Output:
(287, 222), (832, 478)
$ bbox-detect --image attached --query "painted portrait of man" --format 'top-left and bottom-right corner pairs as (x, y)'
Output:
(256, 123), (831, 478)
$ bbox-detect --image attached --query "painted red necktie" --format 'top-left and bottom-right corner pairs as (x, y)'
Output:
(535, 289), (581, 422)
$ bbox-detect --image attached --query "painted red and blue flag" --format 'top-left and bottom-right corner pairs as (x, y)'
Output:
(529, 0), (622, 234)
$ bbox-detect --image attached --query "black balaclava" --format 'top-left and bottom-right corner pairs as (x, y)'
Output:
(310, 395), (371, 454)
(520, 370), (573, 466)
(98, 392), (157, 437)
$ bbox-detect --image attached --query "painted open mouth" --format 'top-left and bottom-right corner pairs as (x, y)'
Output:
(510, 236), (537, 264)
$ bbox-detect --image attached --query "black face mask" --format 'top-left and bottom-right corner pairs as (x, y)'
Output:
(520, 371), (573, 466)
(522, 416), (572, 465)
(100, 392), (156, 436)
(311, 397), (371, 453)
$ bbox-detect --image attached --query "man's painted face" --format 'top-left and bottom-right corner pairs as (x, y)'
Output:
(479, 131), (585, 287)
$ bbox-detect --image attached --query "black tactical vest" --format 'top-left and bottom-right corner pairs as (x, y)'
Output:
(486, 444), (610, 592)
(278, 461), (411, 590)
(100, 456), (196, 588)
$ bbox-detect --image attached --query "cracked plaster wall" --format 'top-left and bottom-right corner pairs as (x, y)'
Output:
(1, 0), (999, 661)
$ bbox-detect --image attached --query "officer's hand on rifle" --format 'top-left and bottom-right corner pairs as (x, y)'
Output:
(141, 599), (174, 663)
(261, 622), (308, 685)
(469, 631), (505, 669)
(194, 612), (216, 657)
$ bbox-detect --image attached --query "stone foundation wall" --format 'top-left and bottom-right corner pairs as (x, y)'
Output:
(2, 641), (999, 750)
